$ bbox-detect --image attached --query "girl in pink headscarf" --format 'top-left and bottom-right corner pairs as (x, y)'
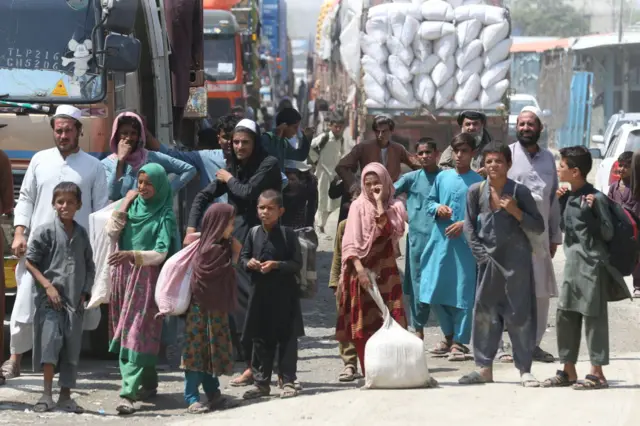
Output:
(335, 163), (408, 375)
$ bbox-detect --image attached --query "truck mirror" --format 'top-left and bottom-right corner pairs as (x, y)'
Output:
(104, 34), (141, 72)
(102, 0), (139, 35)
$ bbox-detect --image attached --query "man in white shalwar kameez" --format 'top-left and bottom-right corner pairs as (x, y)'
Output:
(499, 106), (560, 364)
(3, 106), (108, 379)
(308, 113), (347, 234)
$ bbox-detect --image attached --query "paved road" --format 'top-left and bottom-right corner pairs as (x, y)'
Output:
(1, 206), (639, 425)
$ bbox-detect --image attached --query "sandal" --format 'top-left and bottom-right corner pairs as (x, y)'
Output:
(532, 347), (555, 363)
(230, 371), (254, 387)
(242, 385), (270, 400)
(116, 397), (136, 415)
(448, 344), (471, 362)
(186, 402), (209, 414)
(429, 340), (452, 357)
(541, 370), (577, 388)
(1, 359), (20, 380)
(56, 398), (85, 414)
(458, 371), (493, 385)
(277, 377), (303, 391)
(520, 373), (541, 388)
(34, 394), (55, 413)
(634, 289), (640, 298)
(280, 383), (298, 399)
(338, 365), (357, 382)
(572, 375), (609, 390)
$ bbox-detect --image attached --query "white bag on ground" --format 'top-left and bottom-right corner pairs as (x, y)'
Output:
(431, 56), (456, 86)
(481, 59), (511, 89)
(456, 56), (483, 84)
(414, 74), (436, 105)
(366, 16), (389, 44)
(454, 4), (506, 25)
(363, 73), (389, 105)
(412, 36), (432, 61)
(388, 55), (412, 84)
(387, 74), (415, 104)
(456, 39), (483, 68)
(419, 21), (455, 40)
(364, 272), (432, 389)
(434, 76), (457, 109)
(454, 73), (482, 106)
(480, 78), (509, 107)
(421, 0), (454, 21)
(362, 55), (388, 86)
(434, 34), (456, 60)
(456, 19), (482, 47)
(480, 19), (509, 51)
(410, 54), (439, 75)
(87, 201), (119, 309)
(387, 36), (414, 66)
(483, 38), (512, 68)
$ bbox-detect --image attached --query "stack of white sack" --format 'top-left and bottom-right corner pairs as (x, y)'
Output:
(362, 0), (510, 110)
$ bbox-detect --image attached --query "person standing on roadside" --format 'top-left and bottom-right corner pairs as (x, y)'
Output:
(439, 111), (492, 175)
(0, 148), (13, 386)
(4, 106), (108, 381)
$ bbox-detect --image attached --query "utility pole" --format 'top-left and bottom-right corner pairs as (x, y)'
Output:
(618, 0), (624, 42)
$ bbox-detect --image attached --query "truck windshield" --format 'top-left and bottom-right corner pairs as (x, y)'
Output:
(0, 0), (104, 103)
(204, 35), (237, 81)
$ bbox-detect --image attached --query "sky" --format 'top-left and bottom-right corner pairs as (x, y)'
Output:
(286, 0), (324, 39)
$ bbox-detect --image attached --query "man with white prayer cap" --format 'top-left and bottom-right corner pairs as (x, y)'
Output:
(495, 105), (560, 365)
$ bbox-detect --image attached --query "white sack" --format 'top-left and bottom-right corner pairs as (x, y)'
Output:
(362, 55), (388, 86)
(365, 98), (385, 108)
(456, 56), (483, 84)
(387, 74), (415, 104)
(414, 74), (436, 105)
(400, 15), (421, 47)
(434, 77), (457, 109)
(454, 4), (507, 25)
(389, 9), (406, 39)
(480, 78), (509, 107)
(388, 55), (413, 84)
(363, 73), (389, 105)
(481, 59), (511, 89)
(454, 73), (482, 106)
(483, 38), (512, 68)
(434, 34), (457, 60)
(366, 16), (389, 44)
(412, 35), (432, 61)
(456, 39), (483, 68)
(456, 19), (483, 48)
(421, 0), (454, 21)
(387, 98), (420, 109)
(363, 272), (432, 389)
(431, 56), (456, 86)
(447, 0), (464, 7)
(368, 3), (422, 20)
(87, 201), (119, 309)
(361, 32), (389, 64)
(480, 19), (510, 51)
(419, 21), (456, 40)
(387, 36), (414, 66)
(340, 17), (361, 81)
(410, 54), (439, 75)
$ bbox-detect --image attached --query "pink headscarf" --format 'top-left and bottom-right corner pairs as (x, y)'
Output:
(108, 111), (148, 171)
(341, 163), (407, 270)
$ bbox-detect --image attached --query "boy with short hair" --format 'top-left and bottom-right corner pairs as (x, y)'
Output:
(420, 133), (483, 361)
(240, 190), (303, 400)
(25, 182), (95, 413)
(460, 143), (545, 386)
(543, 146), (631, 390)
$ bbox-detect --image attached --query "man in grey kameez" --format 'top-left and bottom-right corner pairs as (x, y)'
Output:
(503, 107), (561, 363)
(26, 217), (94, 411)
(460, 143), (545, 386)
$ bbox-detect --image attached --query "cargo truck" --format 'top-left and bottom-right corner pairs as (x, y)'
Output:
(261, 0), (292, 97)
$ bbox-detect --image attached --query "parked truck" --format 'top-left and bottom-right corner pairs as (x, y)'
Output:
(0, 0), (204, 356)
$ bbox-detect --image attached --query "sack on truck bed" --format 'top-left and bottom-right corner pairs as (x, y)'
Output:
(412, 36), (432, 61)
(418, 21), (455, 40)
(454, 4), (507, 25)
(362, 55), (388, 86)
(410, 54), (439, 75)
(388, 55), (413, 84)
(414, 74), (437, 105)
(455, 73), (482, 107)
(420, 0), (454, 22)
(456, 39), (483, 69)
(479, 79), (509, 107)
(456, 19), (483, 48)
(456, 56), (483, 84)
(387, 74), (415, 105)
(431, 56), (456, 86)
(434, 34), (457, 60)
(434, 76), (457, 109)
(363, 73), (390, 105)
(480, 19), (510, 52)
(481, 59), (511, 89)
(484, 38), (512, 68)
(364, 271), (434, 389)
(361, 32), (389, 64)
(387, 37), (415, 66)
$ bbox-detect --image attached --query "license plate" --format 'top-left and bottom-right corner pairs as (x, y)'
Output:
(3, 256), (18, 289)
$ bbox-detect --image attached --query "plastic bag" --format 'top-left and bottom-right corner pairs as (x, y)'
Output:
(456, 56), (483, 84)
(155, 241), (198, 316)
(387, 74), (415, 105)
(340, 17), (361, 81)
(410, 54), (439, 75)
(361, 32), (389, 64)
(434, 76), (457, 109)
(483, 38), (512, 68)
(362, 55), (388, 86)
(434, 34), (456, 61)
(456, 19), (482, 48)
(481, 59), (511, 89)
(418, 21), (455, 40)
(414, 74), (436, 105)
(480, 19), (509, 52)
(480, 78), (509, 107)
(388, 55), (412, 84)
(364, 271), (432, 389)
(363, 73), (390, 104)
(420, 0), (454, 21)
(431, 56), (456, 86)
(87, 201), (119, 309)
(454, 4), (506, 25)
(455, 39), (483, 68)
(454, 73), (482, 106)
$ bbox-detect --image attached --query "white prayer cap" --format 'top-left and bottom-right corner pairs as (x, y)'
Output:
(519, 106), (543, 119)
(235, 118), (258, 134)
(284, 159), (311, 172)
(52, 105), (82, 122)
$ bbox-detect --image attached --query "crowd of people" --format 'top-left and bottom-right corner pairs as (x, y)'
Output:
(0, 99), (634, 416)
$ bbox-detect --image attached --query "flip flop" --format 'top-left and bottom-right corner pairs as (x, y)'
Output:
(458, 371), (493, 385)
(56, 398), (85, 414)
(34, 395), (55, 413)
(448, 344), (471, 362)
(429, 340), (452, 357)
(338, 365), (357, 382)
(116, 397), (136, 415)
(229, 372), (254, 387)
(186, 402), (209, 414)
(520, 373), (541, 388)
(280, 383), (298, 399)
(572, 375), (609, 391)
(1, 360), (20, 380)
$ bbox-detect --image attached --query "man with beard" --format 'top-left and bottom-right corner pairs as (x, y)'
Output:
(3, 106), (108, 380)
(497, 106), (560, 364)
(439, 111), (492, 174)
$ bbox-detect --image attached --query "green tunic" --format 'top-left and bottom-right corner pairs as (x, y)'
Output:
(559, 184), (631, 317)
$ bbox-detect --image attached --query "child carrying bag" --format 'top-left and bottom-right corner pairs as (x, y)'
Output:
(155, 240), (199, 316)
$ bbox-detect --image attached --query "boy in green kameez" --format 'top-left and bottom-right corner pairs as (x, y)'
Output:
(542, 146), (631, 390)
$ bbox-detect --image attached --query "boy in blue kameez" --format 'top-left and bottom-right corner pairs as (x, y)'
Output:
(419, 133), (483, 361)
(394, 138), (440, 339)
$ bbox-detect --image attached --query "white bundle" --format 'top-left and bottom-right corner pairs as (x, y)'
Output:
(362, 55), (388, 86)
(369, 3), (422, 21)
(454, 4), (507, 25)
(387, 98), (420, 109)
(484, 38), (512, 68)
(387, 74), (415, 105)
(387, 36), (415, 66)
(454, 73), (482, 106)
(447, 0), (464, 7)
(434, 77), (457, 109)
(401, 15), (421, 47)
(479, 78), (509, 107)
(455, 39), (483, 68)
(434, 34), (457, 60)
(456, 56), (483, 84)
(388, 55), (413, 84)
(480, 19), (509, 51)
(361, 32), (389, 64)
(412, 36), (432, 61)
(365, 98), (385, 108)
(419, 21), (456, 40)
(410, 54), (439, 75)
(431, 56), (456, 86)
(414, 74), (436, 105)
(363, 73), (389, 105)
(480, 59), (511, 89)
(457, 19), (482, 47)
(421, 0), (454, 21)
(366, 16), (389, 44)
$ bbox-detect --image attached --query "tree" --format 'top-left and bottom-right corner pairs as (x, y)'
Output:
(510, 0), (591, 37)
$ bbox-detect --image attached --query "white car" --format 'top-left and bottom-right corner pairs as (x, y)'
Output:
(591, 123), (640, 193)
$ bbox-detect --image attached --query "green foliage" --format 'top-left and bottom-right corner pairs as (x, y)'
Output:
(510, 0), (591, 37)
